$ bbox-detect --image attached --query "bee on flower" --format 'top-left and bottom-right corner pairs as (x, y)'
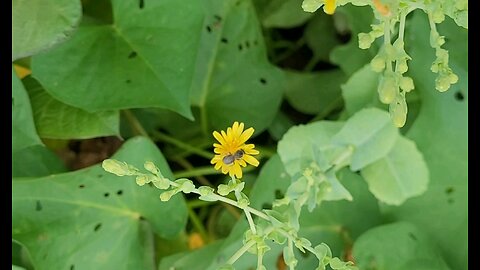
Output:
(210, 122), (260, 179)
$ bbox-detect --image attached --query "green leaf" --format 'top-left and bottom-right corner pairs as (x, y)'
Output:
(361, 136), (429, 205)
(381, 13), (468, 270)
(31, 0), (204, 118)
(190, 0), (284, 134)
(12, 68), (42, 153)
(12, 137), (187, 270)
(330, 5), (377, 75)
(305, 13), (342, 62)
(332, 108), (398, 171)
(341, 64), (385, 115)
(278, 121), (344, 177)
(12, 145), (66, 178)
(12, 0), (82, 60)
(284, 70), (346, 115)
(159, 240), (225, 270)
(353, 222), (451, 270)
(23, 76), (119, 139)
(258, 0), (313, 28)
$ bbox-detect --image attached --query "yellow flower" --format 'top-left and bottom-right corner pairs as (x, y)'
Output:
(210, 122), (260, 179)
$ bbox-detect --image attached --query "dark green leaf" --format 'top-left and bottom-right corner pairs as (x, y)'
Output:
(23, 76), (119, 139)
(190, 0), (284, 134)
(12, 145), (66, 178)
(12, 68), (42, 153)
(32, 0), (204, 118)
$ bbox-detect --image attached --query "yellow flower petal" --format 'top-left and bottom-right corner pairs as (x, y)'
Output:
(238, 127), (254, 144)
(213, 131), (226, 145)
(238, 159), (247, 167)
(243, 155), (259, 167)
(233, 163), (242, 178)
(324, 0), (336, 15)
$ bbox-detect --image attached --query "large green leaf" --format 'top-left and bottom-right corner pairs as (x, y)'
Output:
(284, 69), (346, 115)
(12, 0), (82, 61)
(332, 108), (399, 171)
(190, 0), (284, 134)
(381, 14), (468, 270)
(353, 222), (451, 270)
(12, 145), (66, 178)
(24, 76), (119, 139)
(31, 0), (203, 118)
(361, 136), (429, 205)
(12, 68), (42, 153)
(12, 137), (188, 270)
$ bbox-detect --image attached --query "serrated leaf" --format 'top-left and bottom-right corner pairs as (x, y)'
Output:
(190, 0), (284, 133)
(353, 222), (451, 270)
(12, 0), (82, 60)
(31, 0), (203, 118)
(12, 68), (42, 153)
(12, 137), (187, 270)
(361, 136), (429, 205)
(23, 76), (119, 139)
(332, 108), (398, 171)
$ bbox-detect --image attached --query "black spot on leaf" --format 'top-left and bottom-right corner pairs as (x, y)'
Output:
(117, 190), (123, 196)
(445, 187), (454, 194)
(221, 38), (228, 44)
(261, 203), (272, 209)
(79, 184), (85, 189)
(128, 51), (137, 59)
(94, 223), (102, 232)
(36, 201), (43, 211)
(455, 91), (464, 101)
(70, 264), (75, 270)
(245, 41), (250, 48)
(259, 78), (267, 85)
(408, 232), (417, 241)
(104, 192), (110, 198)
(139, 0), (144, 9)
(214, 14), (222, 21)
(206, 25), (212, 33)
(139, 216), (146, 221)
(238, 44), (243, 51)
(274, 189), (283, 199)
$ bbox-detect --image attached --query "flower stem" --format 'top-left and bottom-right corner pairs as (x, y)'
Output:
(122, 110), (149, 138)
(187, 206), (209, 243)
(152, 130), (212, 159)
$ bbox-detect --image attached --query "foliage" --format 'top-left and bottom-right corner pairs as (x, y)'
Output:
(12, 0), (467, 269)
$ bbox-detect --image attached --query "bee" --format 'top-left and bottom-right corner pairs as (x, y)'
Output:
(222, 149), (245, 165)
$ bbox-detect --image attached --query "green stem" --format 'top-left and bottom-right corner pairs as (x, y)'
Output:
(234, 188), (257, 234)
(122, 110), (149, 138)
(152, 131), (212, 159)
(227, 240), (256, 265)
(187, 206), (209, 243)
